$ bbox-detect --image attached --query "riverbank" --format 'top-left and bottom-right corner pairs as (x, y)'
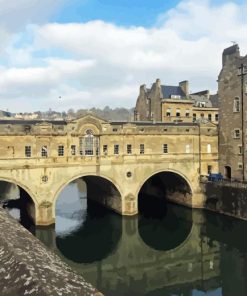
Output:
(0, 207), (103, 296)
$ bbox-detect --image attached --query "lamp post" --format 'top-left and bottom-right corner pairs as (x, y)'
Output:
(238, 63), (247, 181)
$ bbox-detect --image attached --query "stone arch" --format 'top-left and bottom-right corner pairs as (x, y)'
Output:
(0, 176), (38, 206)
(53, 173), (124, 217)
(136, 168), (193, 198)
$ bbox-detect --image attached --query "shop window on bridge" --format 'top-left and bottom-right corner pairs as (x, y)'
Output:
(114, 144), (119, 155)
(58, 145), (64, 156)
(185, 144), (190, 153)
(103, 145), (108, 155)
(140, 144), (145, 154)
(41, 146), (48, 157)
(71, 145), (76, 156)
(25, 146), (31, 157)
(207, 144), (212, 153)
(127, 144), (132, 154)
(163, 144), (168, 153)
(79, 129), (99, 156)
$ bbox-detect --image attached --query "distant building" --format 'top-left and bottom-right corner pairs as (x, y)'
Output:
(134, 79), (218, 124)
(218, 44), (247, 180)
(0, 110), (11, 119)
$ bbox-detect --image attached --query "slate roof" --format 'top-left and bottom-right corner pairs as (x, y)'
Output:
(209, 94), (219, 108)
(223, 44), (239, 56)
(0, 119), (67, 125)
(161, 85), (186, 98)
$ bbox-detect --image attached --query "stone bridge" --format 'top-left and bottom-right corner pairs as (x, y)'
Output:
(0, 114), (218, 225)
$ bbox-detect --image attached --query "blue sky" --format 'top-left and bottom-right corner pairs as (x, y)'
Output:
(53, 0), (181, 27)
(0, 0), (247, 112)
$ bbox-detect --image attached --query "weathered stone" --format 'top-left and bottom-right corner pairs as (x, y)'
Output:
(0, 207), (101, 295)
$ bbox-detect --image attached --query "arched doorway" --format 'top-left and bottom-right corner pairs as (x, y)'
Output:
(0, 180), (36, 233)
(225, 166), (231, 179)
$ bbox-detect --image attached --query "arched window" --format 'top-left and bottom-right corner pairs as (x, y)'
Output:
(234, 97), (240, 112)
(79, 129), (99, 156)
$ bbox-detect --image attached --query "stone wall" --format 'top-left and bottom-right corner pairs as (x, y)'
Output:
(0, 207), (102, 296)
(201, 181), (247, 220)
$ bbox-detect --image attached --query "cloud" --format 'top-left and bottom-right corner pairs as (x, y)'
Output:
(1, 0), (247, 112)
(0, 0), (64, 32)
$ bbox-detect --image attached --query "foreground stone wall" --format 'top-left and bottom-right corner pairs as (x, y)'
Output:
(0, 207), (102, 296)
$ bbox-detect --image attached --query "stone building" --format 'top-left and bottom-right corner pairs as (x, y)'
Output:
(134, 79), (218, 124)
(218, 44), (247, 180)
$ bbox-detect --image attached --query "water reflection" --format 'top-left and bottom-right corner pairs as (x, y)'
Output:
(16, 180), (247, 296)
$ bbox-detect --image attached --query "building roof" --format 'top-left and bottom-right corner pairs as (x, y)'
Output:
(161, 85), (186, 98)
(223, 44), (239, 56)
(209, 94), (219, 108)
(0, 120), (67, 125)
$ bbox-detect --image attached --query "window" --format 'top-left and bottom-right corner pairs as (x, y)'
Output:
(166, 112), (171, 117)
(176, 109), (181, 117)
(163, 144), (168, 153)
(185, 144), (190, 153)
(114, 144), (119, 155)
(234, 97), (240, 112)
(238, 163), (243, 169)
(185, 112), (190, 118)
(71, 145), (76, 156)
(58, 145), (64, 156)
(127, 144), (132, 154)
(85, 135), (94, 155)
(215, 114), (219, 122)
(208, 165), (212, 174)
(193, 114), (196, 122)
(207, 144), (212, 153)
(238, 145), (242, 155)
(25, 146), (31, 157)
(140, 144), (144, 154)
(41, 146), (48, 157)
(208, 114), (212, 121)
(103, 145), (108, 155)
(234, 129), (240, 139)
(113, 128), (118, 132)
(201, 113), (204, 118)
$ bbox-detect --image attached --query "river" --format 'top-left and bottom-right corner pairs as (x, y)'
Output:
(3, 179), (247, 296)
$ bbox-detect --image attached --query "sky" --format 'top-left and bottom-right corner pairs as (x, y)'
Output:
(0, 0), (247, 112)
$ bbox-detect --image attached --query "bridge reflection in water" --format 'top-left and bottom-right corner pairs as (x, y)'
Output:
(3, 179), (247, 296)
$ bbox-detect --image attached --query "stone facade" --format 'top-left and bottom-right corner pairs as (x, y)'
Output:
(135, 79), (219, 124)
(0, 114), (218, 225)
(218, 44), (247, 180)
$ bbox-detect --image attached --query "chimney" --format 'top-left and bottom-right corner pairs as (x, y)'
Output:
(156, 79), (161, 87)
(222, 44), (240, 66)
(179, 80), (189, 97)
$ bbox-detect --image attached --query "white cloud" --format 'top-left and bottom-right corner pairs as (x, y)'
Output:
(0, 0), (64, 31)
(1, 0), (247, 112)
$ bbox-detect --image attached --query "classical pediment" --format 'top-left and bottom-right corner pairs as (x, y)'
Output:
(68, 114), (109, 135)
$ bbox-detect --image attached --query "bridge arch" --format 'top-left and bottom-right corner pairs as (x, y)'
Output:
(53, 173), (124, 218)
(136, 169), (193, 216)
(0, 176), (38, 206)
(0, 177), (37, 225)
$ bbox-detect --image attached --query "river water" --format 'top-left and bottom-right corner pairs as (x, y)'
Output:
(3, 179), (247, 296)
